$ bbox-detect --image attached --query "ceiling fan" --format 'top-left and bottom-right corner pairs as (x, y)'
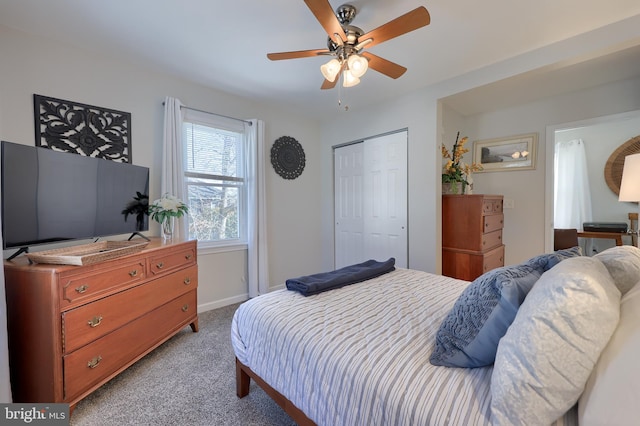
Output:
(267, 0), (431, 89)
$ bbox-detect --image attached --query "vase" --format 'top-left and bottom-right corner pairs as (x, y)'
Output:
(161, 217), (175, 241)
(442, 181), (466, 195)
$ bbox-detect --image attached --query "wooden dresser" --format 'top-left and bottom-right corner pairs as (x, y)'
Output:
(442, 194), (504, 281)
(3, 238), (198, 411)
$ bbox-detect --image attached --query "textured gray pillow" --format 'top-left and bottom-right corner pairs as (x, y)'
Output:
(429, 247), (581, 368)
(594, 245), (640, 295)
(527, 245), (582, 271)
(491, 257), (621, 425)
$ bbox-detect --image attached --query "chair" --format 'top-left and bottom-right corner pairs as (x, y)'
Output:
(629, 212), (638, 247)
(554, 228), (579, 251)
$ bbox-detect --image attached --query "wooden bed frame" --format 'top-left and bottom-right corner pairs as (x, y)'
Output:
(236, 357), (316, 425)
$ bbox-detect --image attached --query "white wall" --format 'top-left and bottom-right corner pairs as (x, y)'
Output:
(1, 10), (639, 304)
(464, 76), (640, 264)
(320, 91), (441, 273)
(319, 15), (640, 272)
(0, 24), (325, 311)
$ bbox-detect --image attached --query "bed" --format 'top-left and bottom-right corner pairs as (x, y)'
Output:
(232, 246), (640, 425)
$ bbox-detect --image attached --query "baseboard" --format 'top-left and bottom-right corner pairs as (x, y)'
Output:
(197, 285), (287, 313)
(197, 294), (248, 313)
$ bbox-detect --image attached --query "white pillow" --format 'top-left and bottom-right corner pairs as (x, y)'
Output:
(491, 257), (621, 426)
(594, 245), (640, 295)
(579, 279), (640, 425)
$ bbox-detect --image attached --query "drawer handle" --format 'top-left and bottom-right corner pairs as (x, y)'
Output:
(182, 304), (189, 312)
(87, 356), (102, 369)
(185, 254), (193, 260)
(88, 316), (103, 328)
(184, 277), (191, 285)
(156, 262), (164, 269)
(129, 270), (138, 277)
(498, 235), (502, 240)
(75, 285), (89, 294)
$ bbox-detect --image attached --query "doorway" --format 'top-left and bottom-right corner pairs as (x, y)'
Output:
(545, 109), (640, 252)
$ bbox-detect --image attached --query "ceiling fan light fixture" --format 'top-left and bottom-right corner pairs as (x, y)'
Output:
(347, 53), (368, 78)
(321, 58), (342, 82)
(342, 69), (360, 87)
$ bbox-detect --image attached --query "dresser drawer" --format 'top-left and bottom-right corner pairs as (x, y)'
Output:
(483, 199), (503, 214)
(483, 213), (504, 234)
(481, 230), (503, 250)
(62, 265), (198, 353)
(148, 245), (196, 277)
(63, 290), (197, 401)
(60, 260), (146, 309)
(482, 245), (505, 274)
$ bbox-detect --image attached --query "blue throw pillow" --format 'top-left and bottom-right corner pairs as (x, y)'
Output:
(430, 247), (582, 368)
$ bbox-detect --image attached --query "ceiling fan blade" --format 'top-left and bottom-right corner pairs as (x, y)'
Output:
(321, 78), (338, 90)
(361, 52), (407, 79)
(304, 0), (345, 43)
(321, 62), (346, 90)
(267, 49), (330, 61)
(359, 6), (430, 49)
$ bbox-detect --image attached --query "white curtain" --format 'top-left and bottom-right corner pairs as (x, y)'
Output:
(162, 97), (186, 238)
(554, 139), (593, 229)
(246, 119), (269, 297)
(1, 212), (13, 402)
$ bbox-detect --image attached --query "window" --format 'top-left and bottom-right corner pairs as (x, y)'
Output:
(182, 111), (248, 247)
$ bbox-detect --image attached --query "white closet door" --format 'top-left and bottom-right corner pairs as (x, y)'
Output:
(334, 131), (408, 269)
(334, 142), (364, 269)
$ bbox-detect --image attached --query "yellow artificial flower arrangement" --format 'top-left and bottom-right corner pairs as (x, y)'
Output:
(441, 132), (483, 194)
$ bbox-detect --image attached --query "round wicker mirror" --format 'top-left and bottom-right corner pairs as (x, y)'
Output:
(604, 135), (640, 195)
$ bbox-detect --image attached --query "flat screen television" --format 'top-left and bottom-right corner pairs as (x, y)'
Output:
(1, 141), (150, 253)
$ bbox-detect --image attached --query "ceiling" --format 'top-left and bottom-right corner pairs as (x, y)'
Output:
(1, 0), (640, 119)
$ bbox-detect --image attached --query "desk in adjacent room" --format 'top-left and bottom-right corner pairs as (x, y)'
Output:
(577, 231), (624, 246)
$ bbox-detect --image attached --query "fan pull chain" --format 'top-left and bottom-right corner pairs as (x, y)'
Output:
(337, 74), (350, 112)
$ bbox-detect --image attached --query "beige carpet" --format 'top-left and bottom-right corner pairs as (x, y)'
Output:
(70, 303), (297, 426)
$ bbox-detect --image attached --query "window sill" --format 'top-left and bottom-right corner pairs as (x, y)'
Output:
(197, 241), (248, 255)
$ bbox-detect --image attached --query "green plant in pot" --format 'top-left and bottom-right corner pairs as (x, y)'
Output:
(122, 192), (149, 231)
(441, 132), (483, 194)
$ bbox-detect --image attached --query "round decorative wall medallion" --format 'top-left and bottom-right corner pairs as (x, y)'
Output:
(271, 136), (306, 179)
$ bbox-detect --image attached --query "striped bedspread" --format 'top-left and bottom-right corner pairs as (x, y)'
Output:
(231, 268), (493, 425)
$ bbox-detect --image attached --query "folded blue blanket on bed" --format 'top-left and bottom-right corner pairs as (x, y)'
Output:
(286, 258), (396, 296)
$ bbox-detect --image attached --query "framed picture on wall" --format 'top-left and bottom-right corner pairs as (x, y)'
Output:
(473, 133), (537, 172)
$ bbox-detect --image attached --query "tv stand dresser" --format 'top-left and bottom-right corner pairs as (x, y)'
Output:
(3, 238), (198, 412)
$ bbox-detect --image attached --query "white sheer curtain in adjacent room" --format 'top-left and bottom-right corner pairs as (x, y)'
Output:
(162, 96), (186, 238)
(554, 138), (593, 228)
(246, 119), (269, 297)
